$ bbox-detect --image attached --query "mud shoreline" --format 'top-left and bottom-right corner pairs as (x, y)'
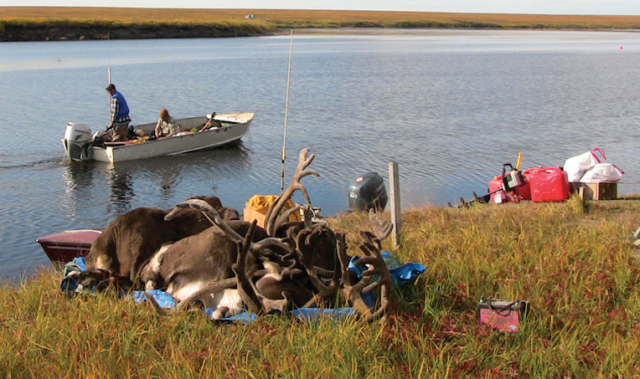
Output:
(0, 21), (274, 42)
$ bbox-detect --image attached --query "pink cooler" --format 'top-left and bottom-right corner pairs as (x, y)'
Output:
(528, 167), (570, 202)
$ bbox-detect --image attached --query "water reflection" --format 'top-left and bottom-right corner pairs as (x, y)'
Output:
(159, 168), (180, 199)
(106, 166), (134, 214)
(63, 162), (96, 191)
(62, 142), (254, 218)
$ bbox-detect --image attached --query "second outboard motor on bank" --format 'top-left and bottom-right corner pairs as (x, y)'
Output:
(62, 122), (93, 162)
(348, 171), (388, 212)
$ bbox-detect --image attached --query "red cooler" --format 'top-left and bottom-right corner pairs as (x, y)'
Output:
(528, 167), (570, 202)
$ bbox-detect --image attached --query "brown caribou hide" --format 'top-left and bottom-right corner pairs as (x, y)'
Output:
(141, 220), (271, 301)
(84, 196), (230, 287)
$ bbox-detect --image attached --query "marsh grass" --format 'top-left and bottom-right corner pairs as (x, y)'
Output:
(1, 7), (640, 42)
(2, 7), (640, 29)
(2, 196), (640, 377)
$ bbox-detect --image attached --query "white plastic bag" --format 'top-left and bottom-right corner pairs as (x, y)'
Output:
(563, 148), (607, 182)
(580, 163), (624, 183)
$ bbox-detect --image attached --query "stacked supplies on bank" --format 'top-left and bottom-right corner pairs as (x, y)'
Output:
(563, 148), (624, 200)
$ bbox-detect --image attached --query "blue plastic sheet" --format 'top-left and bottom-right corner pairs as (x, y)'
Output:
(132, 290), (176, 309)
(62, 253), (425, 323)
(290, 307), (356, 322)
(348, 251), (426, 287)
(73, 257), (86, 272)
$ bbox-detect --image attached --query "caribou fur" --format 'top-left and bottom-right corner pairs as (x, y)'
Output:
(84, 195), (236, 287)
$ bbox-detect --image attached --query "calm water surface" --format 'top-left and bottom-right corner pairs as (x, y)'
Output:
(1, 30), (640, 280)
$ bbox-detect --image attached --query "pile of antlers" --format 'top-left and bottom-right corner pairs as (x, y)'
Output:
(171, 148), (394, 323)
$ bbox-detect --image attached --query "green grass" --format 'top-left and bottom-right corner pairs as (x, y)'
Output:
(2, 196), (640, 377)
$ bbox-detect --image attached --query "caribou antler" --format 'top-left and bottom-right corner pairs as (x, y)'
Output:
(336, 232), (375, 318)
(265, 148), (320, 236)
(232, 220), (266, 315)
(295, 225), (340, 302)
(166, 198), (292, 256)
(354, 230), (391, 322)
(336, 230), (392, 323)
(368, 208), (393, 242)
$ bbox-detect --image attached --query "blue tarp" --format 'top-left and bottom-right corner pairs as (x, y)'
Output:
(348, 251), (426, 287)
(62, 252), (425, 323)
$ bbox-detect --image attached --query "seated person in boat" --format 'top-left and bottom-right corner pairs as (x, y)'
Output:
(105, 83), (131, 142)
(199, 112), (221, 132)
(155, 108), (181, 138)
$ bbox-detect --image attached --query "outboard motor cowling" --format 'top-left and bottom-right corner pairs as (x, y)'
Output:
(348, 171), (388, 212)
(62, 122), (93, 161)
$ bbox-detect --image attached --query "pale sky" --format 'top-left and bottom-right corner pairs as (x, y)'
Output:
(0, 0), (637, 16)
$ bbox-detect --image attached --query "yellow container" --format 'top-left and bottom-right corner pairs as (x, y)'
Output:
(243, 195), (301, 227)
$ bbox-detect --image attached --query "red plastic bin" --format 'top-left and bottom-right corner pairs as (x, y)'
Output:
(528, 167), (570, 202)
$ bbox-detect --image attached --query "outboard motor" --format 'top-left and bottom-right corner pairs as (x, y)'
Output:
(348, 172), (388, 212)
(62, 123), (93, 161)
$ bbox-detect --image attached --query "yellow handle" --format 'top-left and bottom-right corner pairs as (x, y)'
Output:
(516, 152), (522, 171)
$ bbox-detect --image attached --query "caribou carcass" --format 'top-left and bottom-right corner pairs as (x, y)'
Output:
(83, 195), (238, 287)
(142, 149), (393, 323)
(141, 149), (325, 317)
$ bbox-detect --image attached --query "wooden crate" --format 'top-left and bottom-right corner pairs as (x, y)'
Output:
(570, 182), (617, 200)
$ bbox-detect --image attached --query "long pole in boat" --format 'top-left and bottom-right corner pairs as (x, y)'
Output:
(107, 33), (112, 84)
(280, 29), (294, 195)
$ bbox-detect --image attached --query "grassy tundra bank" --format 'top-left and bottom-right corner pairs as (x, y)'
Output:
(1, 7), (640, 41)
(2, 196), (640, 377)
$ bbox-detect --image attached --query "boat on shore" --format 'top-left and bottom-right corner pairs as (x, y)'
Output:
(62, 112), (254, 164)
(37, 230), (101, 264)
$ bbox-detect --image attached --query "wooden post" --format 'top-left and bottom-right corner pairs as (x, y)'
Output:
(389, 162), (401, 248)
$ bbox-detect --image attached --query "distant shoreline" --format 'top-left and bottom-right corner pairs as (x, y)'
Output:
(1, 7), (639, 42)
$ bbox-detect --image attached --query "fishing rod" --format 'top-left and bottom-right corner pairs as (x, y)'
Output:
(107, 33), (112, 84)
(280, 29), (294, 195)
(106, 33), (113, 131)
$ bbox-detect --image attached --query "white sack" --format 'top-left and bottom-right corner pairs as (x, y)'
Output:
(563, 148), (607, 182)
(580, 163), (624, 183)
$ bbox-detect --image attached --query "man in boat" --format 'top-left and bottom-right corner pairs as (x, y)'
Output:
(105, 83), (131, 142)
(155, 108), (181, 138)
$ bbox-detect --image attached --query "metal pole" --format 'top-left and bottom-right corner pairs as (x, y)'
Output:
(389, 161), (402, 248)
(107, 33), (111, 84)
(280, 29), (294, 195)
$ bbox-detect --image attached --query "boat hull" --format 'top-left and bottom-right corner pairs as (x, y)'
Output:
(64, 112), (253, 164)
(37, 230), (101, 263)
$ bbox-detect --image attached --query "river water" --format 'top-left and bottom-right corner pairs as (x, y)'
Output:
(1, 29), (639, 281)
